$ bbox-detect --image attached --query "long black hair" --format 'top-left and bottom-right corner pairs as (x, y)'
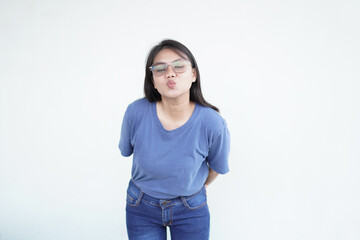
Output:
(144, 39), (219, 113)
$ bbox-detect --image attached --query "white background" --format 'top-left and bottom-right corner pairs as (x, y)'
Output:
(1, 0), (359, 239)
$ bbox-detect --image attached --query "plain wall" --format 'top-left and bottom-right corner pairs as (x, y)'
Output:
(0, 0), (359, 239)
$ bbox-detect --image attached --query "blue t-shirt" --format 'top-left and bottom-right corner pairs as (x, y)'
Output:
(119, 98), (230, 199)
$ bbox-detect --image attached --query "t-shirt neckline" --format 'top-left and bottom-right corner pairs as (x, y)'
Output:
(151, 101), (199, 135)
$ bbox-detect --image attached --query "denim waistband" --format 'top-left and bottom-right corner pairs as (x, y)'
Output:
(128, 179), (205, 207)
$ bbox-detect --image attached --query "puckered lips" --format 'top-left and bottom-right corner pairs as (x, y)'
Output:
(167, 80), (176, 89)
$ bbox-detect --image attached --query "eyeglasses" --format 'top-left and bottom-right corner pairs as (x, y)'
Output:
(149, 60), (192, 76)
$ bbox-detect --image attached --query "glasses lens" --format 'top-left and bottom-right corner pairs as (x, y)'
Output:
(152, 64), (167, 75)
(172, 60), (188, 73)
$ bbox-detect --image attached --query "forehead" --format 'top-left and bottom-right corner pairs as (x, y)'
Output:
(153, 48), (187, 63)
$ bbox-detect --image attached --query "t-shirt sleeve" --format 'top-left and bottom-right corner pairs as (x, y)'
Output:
(118, 109), (133, 157)
(207, 121), (230, 174)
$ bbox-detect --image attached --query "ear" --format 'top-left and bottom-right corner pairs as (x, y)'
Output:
(192, 69), (197, 82)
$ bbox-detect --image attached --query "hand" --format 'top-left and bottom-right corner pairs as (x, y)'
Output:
(204, 168), (219, 189)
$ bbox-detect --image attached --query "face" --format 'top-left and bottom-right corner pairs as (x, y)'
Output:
(151, 48), (196, 101)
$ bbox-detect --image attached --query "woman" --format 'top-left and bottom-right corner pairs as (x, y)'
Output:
(119, 39), (230, 240)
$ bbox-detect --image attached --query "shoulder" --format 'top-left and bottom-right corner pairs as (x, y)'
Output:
(127, 97), (150, 110)
(124, 97), (152, 121)
(196, 104), (228, 136)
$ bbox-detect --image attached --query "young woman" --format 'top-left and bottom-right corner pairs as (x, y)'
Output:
(119, 39), (230, 240)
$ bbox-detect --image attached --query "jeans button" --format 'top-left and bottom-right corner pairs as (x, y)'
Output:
(161, 200), (171, 206)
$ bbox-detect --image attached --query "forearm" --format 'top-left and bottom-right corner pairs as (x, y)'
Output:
(204, 168), (219, 188)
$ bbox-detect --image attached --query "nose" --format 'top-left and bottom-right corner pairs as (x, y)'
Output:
(165, 65), (176, 78)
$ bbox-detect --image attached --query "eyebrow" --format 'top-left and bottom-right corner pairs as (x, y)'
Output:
(152, 58), (185, 65)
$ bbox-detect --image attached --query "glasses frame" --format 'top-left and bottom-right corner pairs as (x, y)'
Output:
(149, 59), (192, 76)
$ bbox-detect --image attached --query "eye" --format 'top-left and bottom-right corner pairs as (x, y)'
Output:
(153, 64), (167, 72)
(172, 61), (186, 69)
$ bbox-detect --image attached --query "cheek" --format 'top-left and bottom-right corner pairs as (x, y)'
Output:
(152, 78), (161, 89)
(183, 73), (195, 85)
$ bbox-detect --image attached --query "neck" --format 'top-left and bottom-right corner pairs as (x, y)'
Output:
(158, 95), (194, 121)
(155, 93), (196, 131)
(159, 99), (194, 118)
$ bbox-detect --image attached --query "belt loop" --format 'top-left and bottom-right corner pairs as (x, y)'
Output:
(180, 196), (187, 207)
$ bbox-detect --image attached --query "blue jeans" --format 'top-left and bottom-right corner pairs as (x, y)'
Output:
(126, 180), (210, 240)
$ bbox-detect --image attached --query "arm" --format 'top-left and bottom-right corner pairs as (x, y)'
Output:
(204, 168), (219, 189)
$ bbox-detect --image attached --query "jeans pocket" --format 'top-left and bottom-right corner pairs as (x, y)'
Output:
(182, 186), (207, 210)
(126, 181), (143, 207)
